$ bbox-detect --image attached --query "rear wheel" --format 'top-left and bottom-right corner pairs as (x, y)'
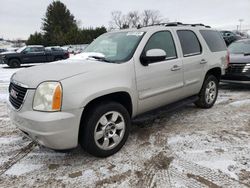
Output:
(195, 75), (219, 108)
(8, 59), (21, 68)
(80, 102), (131, 158)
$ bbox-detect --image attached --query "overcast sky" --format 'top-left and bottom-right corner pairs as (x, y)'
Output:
(0, 0), (250, 40)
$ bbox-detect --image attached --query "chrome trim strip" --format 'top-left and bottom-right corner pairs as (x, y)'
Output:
(10, 79), (29, 89)
(139, 83), (184, 100)
(184, 79), (200, 86)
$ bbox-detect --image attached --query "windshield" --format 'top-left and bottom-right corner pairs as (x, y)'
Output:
(16, 46), (26, 53)
(229, 40), (250, 54)
(83, 31), (145, 63)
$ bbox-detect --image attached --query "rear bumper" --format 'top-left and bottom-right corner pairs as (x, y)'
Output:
(7, 101), (83, 150)
(221, 74), (250, 82)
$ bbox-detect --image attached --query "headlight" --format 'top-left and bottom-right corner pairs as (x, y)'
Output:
(33, 82), (62, 112)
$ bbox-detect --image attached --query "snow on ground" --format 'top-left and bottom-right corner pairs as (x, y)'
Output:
(0, 64), (250, 187)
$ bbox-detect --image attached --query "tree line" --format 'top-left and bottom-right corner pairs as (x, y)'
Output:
(109, 10), (166, 29)
(27, 1), (107, 46)
(27, 1), (166, 46)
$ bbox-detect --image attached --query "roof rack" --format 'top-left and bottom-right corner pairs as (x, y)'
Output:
(140, 22), (211, 28)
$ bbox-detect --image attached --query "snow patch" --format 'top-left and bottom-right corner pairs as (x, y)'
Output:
(229, 99), (250, 107)
(0, 93), (8, 102)
(167, 135), (185, 144)
(0, 136), (22, 144)
(196, 160), (238, 180)
(5, 163), (43, 176)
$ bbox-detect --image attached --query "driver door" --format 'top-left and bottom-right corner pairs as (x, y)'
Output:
(135, 30), (184, 114)
(22, 47), (46, 63)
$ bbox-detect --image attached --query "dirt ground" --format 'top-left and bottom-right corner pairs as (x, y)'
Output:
(0, 65), (250, 188)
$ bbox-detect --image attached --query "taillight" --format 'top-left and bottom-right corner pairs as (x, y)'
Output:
(65, 52), (69, 58)
(226, 50), (230, 68)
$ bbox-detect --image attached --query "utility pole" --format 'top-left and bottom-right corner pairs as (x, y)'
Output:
(239, 19), (244, 32)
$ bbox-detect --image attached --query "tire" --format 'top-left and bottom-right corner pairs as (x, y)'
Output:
(79, 101), (131, 158)
(194, 75), (219, 109)
(8, 59), (21, 68)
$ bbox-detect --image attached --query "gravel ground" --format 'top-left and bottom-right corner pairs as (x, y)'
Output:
(0, 64), (250, 188)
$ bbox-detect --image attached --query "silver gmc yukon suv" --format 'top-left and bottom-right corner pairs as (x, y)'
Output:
(8, 23), (228, 157)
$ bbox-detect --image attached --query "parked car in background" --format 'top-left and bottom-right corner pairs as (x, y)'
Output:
(62, 44), (89, 55)
(8, 23), (228, 157)
(45, 46), (64, 51)
(221, 39), (250, 83)
(0, 49), (7, 64)
(0, 45), (69, 68)
(220, 30), (241, 46)
(0, 48), (7, 53)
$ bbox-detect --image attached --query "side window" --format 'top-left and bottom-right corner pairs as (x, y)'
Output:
(144, 31), (177, 60)
(34, 47), (44, 52)
(23, 47), (31, 53)
(177, 30), (202, 57)
(200, 30), (227, 52)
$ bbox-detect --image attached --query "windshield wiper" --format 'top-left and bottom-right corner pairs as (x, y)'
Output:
(244, 53), (250, 56)
(88, 55), (114, 63)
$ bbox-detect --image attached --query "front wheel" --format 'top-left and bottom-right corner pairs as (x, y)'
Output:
(80, 102), (131, 157)
(195, 75), (219, 108)
(8, 59), (21, 68)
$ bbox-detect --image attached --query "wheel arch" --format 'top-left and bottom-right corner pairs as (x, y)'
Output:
(8, 57), (21, 64)
(81, 91), (133, 118)
(205, 67), (222, 82)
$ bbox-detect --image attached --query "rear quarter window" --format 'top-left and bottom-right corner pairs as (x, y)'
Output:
(200, 30), (227, 52)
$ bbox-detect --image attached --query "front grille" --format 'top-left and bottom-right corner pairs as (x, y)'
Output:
(226, 63), (250, 74)
(9, 82), (28, 110)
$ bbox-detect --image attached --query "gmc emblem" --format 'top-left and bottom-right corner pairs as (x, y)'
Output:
(10, 89), (18, 99)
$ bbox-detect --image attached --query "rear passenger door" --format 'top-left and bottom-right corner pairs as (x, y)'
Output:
(32, 47), (47, 63)
(176, 30), (205, 95)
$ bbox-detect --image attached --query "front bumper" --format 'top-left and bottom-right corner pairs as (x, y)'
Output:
(221, 63), (250, 83)
(0, 58), (6, 64)
(7, 90), (83, 150)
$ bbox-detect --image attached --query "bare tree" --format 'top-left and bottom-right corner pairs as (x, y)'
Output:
(127, 11), (141, 28)
(109, 10), (168, 30)
(109, 11), (128, 29)
(141, 10), (165, 26)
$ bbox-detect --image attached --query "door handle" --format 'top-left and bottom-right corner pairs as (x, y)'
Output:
(171, 65), (181, 71)
(200, 59), (207, 64)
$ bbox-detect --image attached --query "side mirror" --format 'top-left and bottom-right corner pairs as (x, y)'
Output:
(140, 49), (167, 66)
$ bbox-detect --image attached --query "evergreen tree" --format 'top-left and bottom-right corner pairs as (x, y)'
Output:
(26, 1), (107, 46)
(42, 1), (77, 45)
(26, 32), (44, 45)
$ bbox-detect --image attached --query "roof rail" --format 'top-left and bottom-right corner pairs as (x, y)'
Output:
(139, 22), (211, 28)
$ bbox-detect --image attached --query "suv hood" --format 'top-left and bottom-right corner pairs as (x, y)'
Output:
(230, 53), (250, 64)
(12, 59), (116, 88)
(0, 51), (17, 56)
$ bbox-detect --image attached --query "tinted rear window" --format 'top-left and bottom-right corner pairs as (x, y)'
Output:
(200, 30), (227, 52)
(177, 30), (202, 57)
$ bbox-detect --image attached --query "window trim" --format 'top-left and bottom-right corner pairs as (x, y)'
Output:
(140, 30), (178, 65)
(177, 30), (203, 58)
